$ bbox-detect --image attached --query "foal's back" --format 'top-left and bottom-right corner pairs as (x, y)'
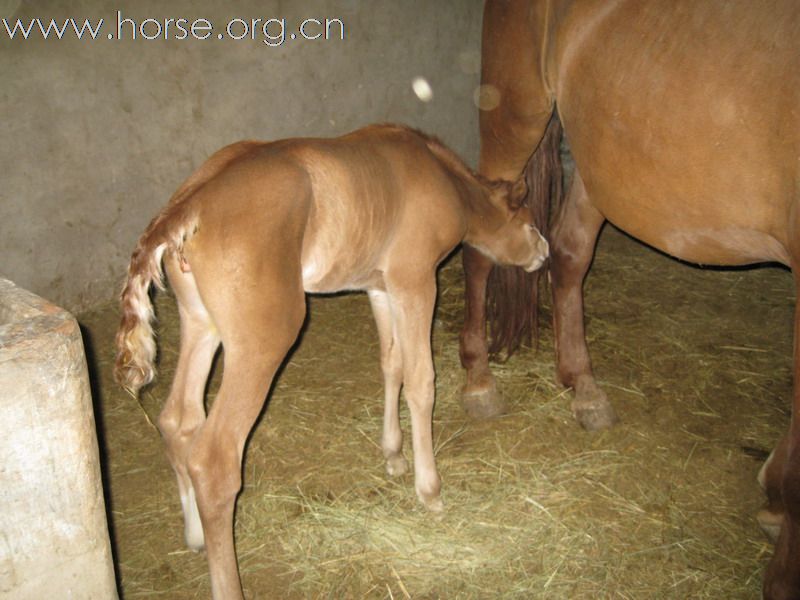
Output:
(174, 125), (477, 296)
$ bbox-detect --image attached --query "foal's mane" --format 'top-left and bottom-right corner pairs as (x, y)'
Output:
(379, 123), (506, 191)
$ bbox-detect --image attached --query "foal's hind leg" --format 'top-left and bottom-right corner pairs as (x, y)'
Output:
(368, 290), (408, 476)
(158, 256), (220, 551)
(188, 281), (306, 600)
(550, 170), (617, 430)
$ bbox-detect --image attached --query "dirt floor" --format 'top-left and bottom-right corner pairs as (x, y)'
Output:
(79, 225), (793, 599)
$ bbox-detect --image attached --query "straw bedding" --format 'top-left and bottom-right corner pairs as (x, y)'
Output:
(80, 225), (791, 599)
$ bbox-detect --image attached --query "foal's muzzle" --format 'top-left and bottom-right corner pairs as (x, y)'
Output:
(524, 232), (549, 272)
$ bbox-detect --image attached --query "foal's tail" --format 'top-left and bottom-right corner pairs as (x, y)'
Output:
(114, 141), (261, 395)
(113, 201), (198, 396)
(486, 111), (564, 359)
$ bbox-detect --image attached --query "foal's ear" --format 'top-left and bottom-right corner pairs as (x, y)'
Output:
(508, 177), (528, 210)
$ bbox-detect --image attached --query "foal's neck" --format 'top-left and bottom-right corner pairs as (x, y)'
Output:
(412, 131), (502, 216)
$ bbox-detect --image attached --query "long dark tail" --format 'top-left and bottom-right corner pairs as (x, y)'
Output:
(486, 111), (564, 359)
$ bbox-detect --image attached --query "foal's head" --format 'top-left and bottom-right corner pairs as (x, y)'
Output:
(467, 177), (549, 272)
(410, 125), (548, 272)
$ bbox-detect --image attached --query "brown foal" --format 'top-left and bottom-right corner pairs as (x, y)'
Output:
(114, 123), (548, 599)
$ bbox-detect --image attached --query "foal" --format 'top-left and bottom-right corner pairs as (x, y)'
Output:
(114, 123), (548, 599)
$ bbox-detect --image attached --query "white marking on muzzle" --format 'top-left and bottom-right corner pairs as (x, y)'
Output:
(524, 234), (549, 272)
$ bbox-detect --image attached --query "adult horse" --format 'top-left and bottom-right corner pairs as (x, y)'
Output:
(458, 1), (800, 597)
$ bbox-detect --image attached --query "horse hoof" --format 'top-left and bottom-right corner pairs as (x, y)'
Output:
(386, 454), (409, 477)
(572, 376), (618, 431)
(757, 508), (783, 544)
(462, 384), (506, 419)
(757, 446), (777, 491)
(182, 497), (206, 552)
(421, 494), (444, 513)
(185, 531), (206, 553)
(573, 403), (619, 431)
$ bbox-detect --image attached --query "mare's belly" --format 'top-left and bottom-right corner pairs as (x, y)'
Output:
(599, 205), (790, 267)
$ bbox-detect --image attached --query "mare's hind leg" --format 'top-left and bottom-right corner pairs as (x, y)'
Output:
(158, 255), (220, 551)
(758, 432), (789, 543)
(550, 170), (617, 430)
(460, 246), (504, 418)
(387, 273), (442, 510)
(368, 290), (408, 476)
(459, 0), (556, 420)
(763, 276), (800, 599)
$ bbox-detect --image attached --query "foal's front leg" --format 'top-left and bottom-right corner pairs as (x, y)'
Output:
(368, 290), (408, 476)
(387, 275), (442, 511)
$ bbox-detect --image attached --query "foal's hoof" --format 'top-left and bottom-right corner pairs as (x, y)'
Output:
(572, 377), (618, 431)
(183, 504), (206, 552)
(386, 454), (409, 477)
(757, 508), (783, 544)
(417, 482), (444, 512)
(421, 494), (444, 513)
(462, 382), (506, 419)
(185, 531), (206, 554)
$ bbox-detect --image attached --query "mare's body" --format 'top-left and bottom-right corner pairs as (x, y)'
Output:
(458, 2), (800, 597)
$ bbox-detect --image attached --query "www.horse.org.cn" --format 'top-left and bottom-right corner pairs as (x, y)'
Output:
(1, 12), (346, 47)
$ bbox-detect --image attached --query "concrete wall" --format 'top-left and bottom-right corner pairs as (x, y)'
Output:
(0, 0), (483, 311)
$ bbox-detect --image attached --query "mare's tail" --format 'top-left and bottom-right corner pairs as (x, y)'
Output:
(486, 111), (565, 359)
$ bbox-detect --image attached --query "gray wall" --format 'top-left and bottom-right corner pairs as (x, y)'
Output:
(0, 0), (483, 311)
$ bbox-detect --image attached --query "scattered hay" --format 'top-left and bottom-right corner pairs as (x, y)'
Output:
(80, 227), (791, 599)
